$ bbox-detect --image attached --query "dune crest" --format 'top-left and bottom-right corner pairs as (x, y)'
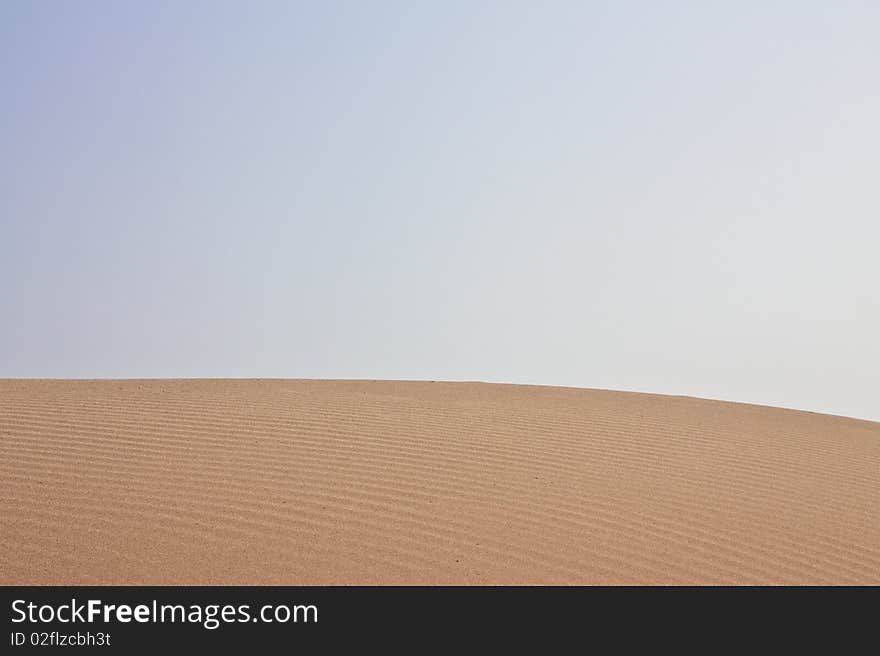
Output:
(1, 379), (878, 584)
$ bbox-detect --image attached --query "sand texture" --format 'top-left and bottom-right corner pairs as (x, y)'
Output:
(1, 379), (878, 585)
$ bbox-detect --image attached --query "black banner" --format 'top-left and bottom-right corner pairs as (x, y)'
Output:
(1, 586), (874, 651)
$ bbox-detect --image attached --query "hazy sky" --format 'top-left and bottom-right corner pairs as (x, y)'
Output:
(2, 2), (878, 421)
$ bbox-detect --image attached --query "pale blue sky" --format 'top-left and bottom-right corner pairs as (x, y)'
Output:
(2, 2), (878, 421)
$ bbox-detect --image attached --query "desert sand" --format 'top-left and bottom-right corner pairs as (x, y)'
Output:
(1, 379), (877, 585)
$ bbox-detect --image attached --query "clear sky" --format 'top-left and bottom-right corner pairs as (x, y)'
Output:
(2, 2), (878, 421)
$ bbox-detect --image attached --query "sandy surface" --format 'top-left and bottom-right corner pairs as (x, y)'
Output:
(1, 379), (878, 585)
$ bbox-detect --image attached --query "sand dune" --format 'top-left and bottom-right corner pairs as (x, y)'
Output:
(1, 379), (877, 585)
